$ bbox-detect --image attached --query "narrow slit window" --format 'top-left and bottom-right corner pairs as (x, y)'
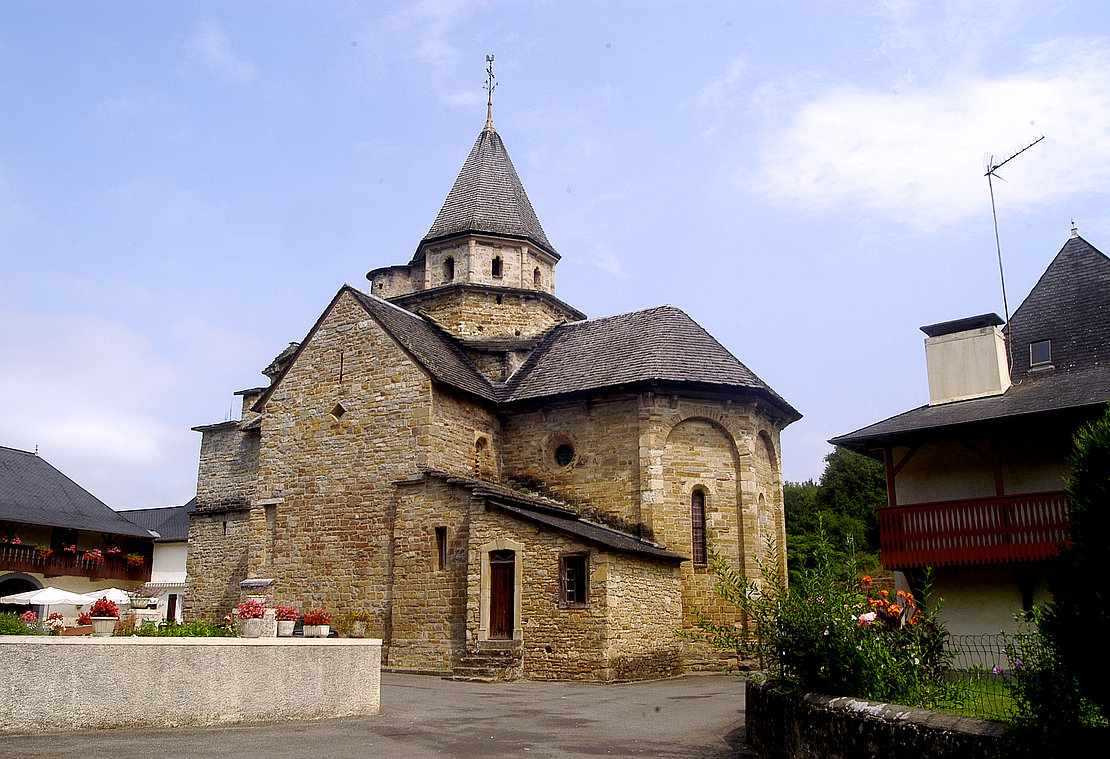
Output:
(492, 256), (503, 277)
(435, 526), (448, 570)
(533, 267), (542, 288)
(1030, 340), (1051, 367)
(444, 256), (455, 281)
(691, 489), (707, 565)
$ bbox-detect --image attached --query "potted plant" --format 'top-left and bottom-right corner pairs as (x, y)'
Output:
(124, 552), (145, 569)
(236, 598), (266, 638)
(33, 544), (52, 560)
(347, 608), (373, 638)
(45, 612), (65, 635)
(129, 589), (157, 609)
(88, 596), (119, 637)
(275, 605), (299, 637)
(302, 606), (332, 638)
(84, 547), (103, 564)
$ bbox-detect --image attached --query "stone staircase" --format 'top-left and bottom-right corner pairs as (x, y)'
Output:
(445, 640), (523, 682)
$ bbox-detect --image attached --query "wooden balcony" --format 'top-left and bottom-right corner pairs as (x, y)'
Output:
(0, 544), (152, 583)
(879, 491), (1070, 570)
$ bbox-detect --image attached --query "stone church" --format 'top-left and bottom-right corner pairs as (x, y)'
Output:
(186, 111), (800, 680)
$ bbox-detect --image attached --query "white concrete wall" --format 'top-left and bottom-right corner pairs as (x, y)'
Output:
(924, 326), (1010, 405)
(0, 637), (381, 731)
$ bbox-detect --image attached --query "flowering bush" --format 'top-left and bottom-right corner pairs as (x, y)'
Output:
(275, 605), (299, 621)
(84, 548), (103, 563)
(62, 544), (77, 554)
(687, 533), (955, 708)
(77, 611), (92, 625)
(21, 610), (37, 626)
(34, 544), (52, 559)
(3, 535), (20, 544)
(124, 552), (144, 568)
(89, 597), (119, 618)
(236, 599), (266, 619)
(303, 606), (332, 626)
(105, 546), (122, 556)
(45, 613), (65, 634)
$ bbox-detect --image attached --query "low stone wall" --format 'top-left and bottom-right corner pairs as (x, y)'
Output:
(0, 637), (381, 731)
(745, 680), (1005, 759)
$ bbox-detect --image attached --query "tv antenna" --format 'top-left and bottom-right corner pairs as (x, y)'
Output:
(484, 54), (497, 131)
(985, 134), (1044, 376)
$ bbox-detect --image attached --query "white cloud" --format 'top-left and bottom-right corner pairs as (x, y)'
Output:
(0, 308), (189, 504)
(186, 19), (257, 82)
(589, 243), (626, 277)
(748, 37), (1110, 228)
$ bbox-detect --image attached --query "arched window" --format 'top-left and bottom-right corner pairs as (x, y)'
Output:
(691, 488), (707, 565)
(474, 436), (489, 475)
(444, 256), (455, 282)
(492, 256), (502, 277)
(533, 267), (541, 288)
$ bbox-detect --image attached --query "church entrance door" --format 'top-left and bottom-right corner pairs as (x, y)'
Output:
(489, 549), (515, 639)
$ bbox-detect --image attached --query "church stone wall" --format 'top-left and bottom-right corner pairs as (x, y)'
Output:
(194, 424), (258, 512)
(604, 553), (684, 680)
(389, 478), (471, 670)
(184, 509), (251, 623)
(428, 386), (501, 480)
(405, 287), (574, 342)
(500, 396), (642, 531)
(255, 291), (434, 632)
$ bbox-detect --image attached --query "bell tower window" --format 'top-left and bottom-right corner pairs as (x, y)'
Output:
(533, 267), (541, 288)
(444, 256), (455, 282)
(492, 256), (503, 277)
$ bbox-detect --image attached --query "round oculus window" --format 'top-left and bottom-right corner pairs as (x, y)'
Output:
(554, 444), (574, 467)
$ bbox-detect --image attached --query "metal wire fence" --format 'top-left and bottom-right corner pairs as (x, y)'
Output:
(940, 634), (1014, 721)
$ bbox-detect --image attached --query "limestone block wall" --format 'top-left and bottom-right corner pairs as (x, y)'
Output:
(604, 553), (684, 680)
(389, 478), (472, 670)
(500, 396), (642, 531)
(185, 509), (250, 623)
(423, 238), (557, 297)
(429, 386), (501, 480)
(402, 287), (575, 342)
(0, 637), (381, 731)
(256, 291), (434, 631)
(194, 423), (259, 512)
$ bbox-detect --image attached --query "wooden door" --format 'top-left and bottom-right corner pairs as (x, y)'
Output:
(489, 550), (515, 640)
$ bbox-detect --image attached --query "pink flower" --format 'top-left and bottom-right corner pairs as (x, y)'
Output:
(858, 611), (878, 626)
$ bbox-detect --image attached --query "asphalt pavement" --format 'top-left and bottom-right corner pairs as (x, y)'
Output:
(2, 672), (756, 758)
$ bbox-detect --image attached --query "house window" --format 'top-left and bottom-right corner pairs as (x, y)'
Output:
(1030, 340), (1051, 367)
(444, 256), (455, 281)
(492, 256), (503, 277)
(691, 488), (707, 565)
(435, 526), (448, 570)
(560, 553), (589, 607)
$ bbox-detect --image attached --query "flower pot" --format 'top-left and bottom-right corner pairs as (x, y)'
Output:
(276, 619), (296, 637)
(90, 617), (116, 637)
(303, 624), (329, 638)
(350, 620), (367, 638)
(240, 617), (263, 638)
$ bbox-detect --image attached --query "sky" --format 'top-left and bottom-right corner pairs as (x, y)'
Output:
(3, 1), (1110, 510)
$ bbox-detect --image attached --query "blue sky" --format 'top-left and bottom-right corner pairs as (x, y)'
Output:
(3, 1), (1110, 509)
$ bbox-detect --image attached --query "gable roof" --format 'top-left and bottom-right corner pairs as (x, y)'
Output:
(0, 446), (154, 538)
(505, 305), (801, 420)
(119, 498), (195, 542)
(419, 126), (558, 259)
(832, 234), (1110, 450)
(407, 470), (685, 563)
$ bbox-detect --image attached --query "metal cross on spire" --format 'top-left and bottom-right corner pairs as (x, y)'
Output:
(484, 54), (497, 131)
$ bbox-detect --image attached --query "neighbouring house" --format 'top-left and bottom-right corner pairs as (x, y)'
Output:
(186, 112), (800, 680)
(0, 445), (155, 618)
(119, 499), (194, 623)
(830, 229), (1110, 636)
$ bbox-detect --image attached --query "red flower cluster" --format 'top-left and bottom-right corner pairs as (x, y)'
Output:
(859, 578), (923, 630)
(275, 605), (300, 621)
(77, 612), (92, 625)
(302, 606), (332, 626)
(89, 597), (119, 618)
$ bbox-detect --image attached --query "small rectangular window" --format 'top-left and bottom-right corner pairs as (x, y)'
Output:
(559, 553), (589, 608)
(435, 526), (448, 570)
(1030, 339), (1052, 367)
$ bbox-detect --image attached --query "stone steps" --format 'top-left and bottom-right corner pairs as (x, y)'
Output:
(445, 643), (523, 682)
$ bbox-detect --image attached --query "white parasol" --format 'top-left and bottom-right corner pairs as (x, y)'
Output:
(1, 587), (98, 605)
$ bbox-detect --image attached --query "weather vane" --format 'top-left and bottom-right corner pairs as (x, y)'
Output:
(484, 54), (497, 130)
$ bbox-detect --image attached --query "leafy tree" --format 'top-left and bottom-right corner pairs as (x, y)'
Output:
(1043, 405), (1110, 720)
(784, 448), (885, 583)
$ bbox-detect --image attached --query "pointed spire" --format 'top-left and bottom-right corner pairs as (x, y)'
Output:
(484, 54), (497, 132)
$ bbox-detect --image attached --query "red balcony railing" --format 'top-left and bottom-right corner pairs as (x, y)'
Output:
(880, 491), (1070, 570)
(0, 544), (151, 582)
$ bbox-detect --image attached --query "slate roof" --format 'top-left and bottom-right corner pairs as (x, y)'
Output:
(0, 446), (154, 537)
(409, 470), (685, 563)
(504, 305), (801, 420)
(419, 126), (558, 259)
(119, 498), (195, 542)
(832, 235), (1110, 451)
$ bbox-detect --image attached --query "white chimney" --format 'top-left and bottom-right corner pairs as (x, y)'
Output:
(922, 314), (1011, 405)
